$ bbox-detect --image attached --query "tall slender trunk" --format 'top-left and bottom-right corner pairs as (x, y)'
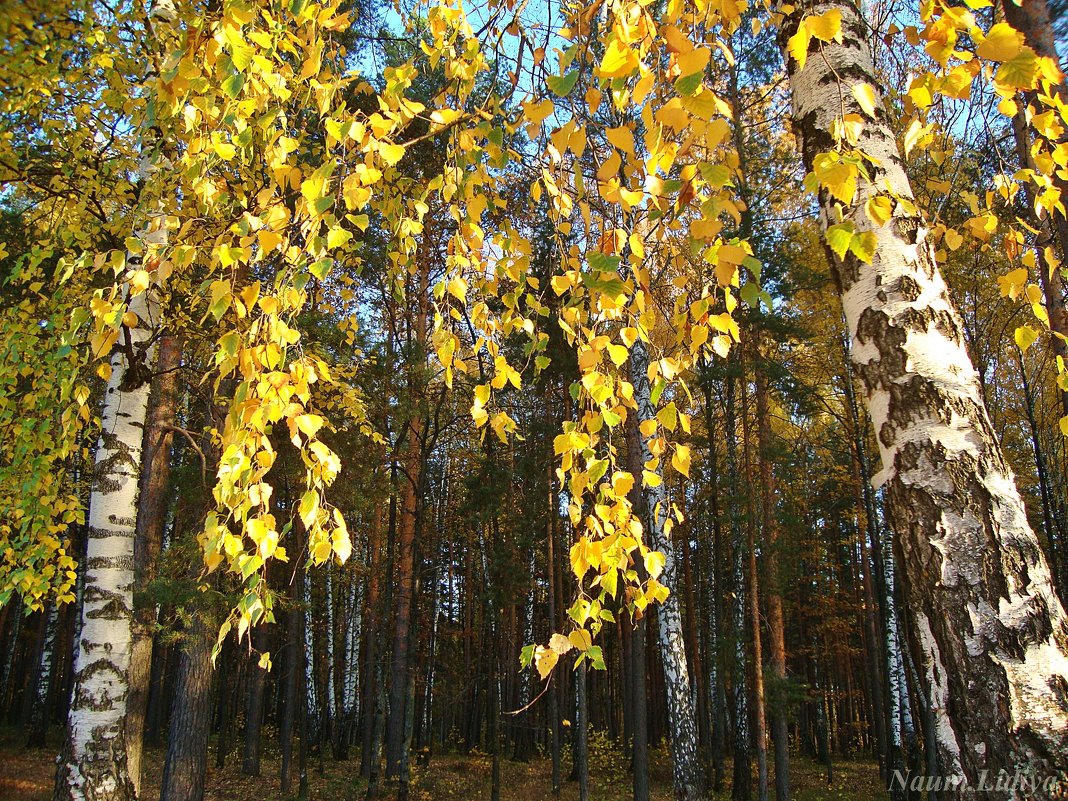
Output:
(324, 562), (337, 755)
(281, 579), (300, 792)
(159, 613), (214, 801)
(574, 660), (589, 801)
(725, 358), (751, 801)
(625, 411), (650, 801)
(1000, 0), (1068, 418)
(126, 332), (180, 795)
(242, 625), (268, 776)
(546, 447), (562, 800)
(1015, 346), (1066, 593)
(629, 338), (707, 801)
(27, 600), (60, 747)
(361, 502), (384, 779)
(755, 348), (789, 801)
(54, 285), (157, 801)
(701, 375), (728, 792)
(784, 2), (1068, 790)
(385, 241), (430, 780)
(338, 558), (363, 759)
(741, 358), (769, 801)
(303, 570), (320, 749)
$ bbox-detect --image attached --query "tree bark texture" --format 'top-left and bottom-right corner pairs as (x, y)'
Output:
(126, 332), (180, 795)
(159, 614), (214, 801)
(630, 338), (706, 801)
(55, 287), (157, 801)
(783, 2), (1068, 791)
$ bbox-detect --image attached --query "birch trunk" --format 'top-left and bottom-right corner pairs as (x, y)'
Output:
(630, 338), (706, 801)
(302, 569), (320, 748)
(783, 1), (1068, 789)
(27, 600), (60, 747)
(54, 287), (156, 801)
(725, 359), (752, 801)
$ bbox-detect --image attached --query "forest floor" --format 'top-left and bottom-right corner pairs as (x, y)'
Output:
(0, 726), (887, 801)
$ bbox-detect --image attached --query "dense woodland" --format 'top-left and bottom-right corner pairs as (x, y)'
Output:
(2, 1), (1068, 801)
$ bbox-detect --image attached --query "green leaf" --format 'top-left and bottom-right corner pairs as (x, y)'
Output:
(826, 222), (855, 259)
(674, 71), (703, 97)
(588, 252), (621, 272)
(547, 70), (579, 97)
(587, 645), (606, 670)
(848, 230), (877, 263)
(221, 71), (245, 100)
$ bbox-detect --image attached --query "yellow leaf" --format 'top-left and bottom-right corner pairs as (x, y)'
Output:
(1060, 415), (1068, 437)
(851, 83), (878, 118)
(671, 444), (691, 477)
(598, 39), (639, 79)
(535, 647), (559, 679)
(607, 343), (629, 365)
(663, 25), (692, 54)
(903, 118), (929, 157)
(258, 229), (283, 252)
(788, 27), (811, 71)
(97, 362), (112, 382)
(644, 550), (666, 579)
(1015, 324), (1040, 351)
(212, 133), (236, 161)
(605, 126), (635, 155)
(976, 22), (1024, 62)
(568, 629), (592, 651)
(611, 471), (634, 499)
(549, 632), (573, 654)
(998, 97), (1018, 117)
(129, 269), (151, 294)
(865, 195), (893, 226)
(312, 537), (333, 562)
(332, 511), (352, 562)
(295, 413), (325, 439)
(806, 10), (842, 43)
(379, 142), (406, 166)
(676, 47), (710, 78)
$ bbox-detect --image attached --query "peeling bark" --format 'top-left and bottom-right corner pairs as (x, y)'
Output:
(783, 2), (1068, 792)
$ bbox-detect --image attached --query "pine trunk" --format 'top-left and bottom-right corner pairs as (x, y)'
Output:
(126, 332), (180, 795)
(783, 1), (1068, 790)
(159, 614), (214, 801)
(756, 354), (789, 801)
(385, 242), (430, 780)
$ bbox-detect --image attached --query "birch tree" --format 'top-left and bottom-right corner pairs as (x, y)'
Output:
(782, 0), (1068, 789)
(54, 270), (159, 801)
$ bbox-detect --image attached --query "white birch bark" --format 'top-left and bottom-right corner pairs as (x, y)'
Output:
(326, 561), (336, 727)
(28, 600), (60, 741)
(1, 607), (21, 711)
(630, 338), (706, 801)
(55, 285), (157, 801)
(303, 569), (320, 746)
(783, 1), (1068, 788)
(342, 563), (362, 724)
